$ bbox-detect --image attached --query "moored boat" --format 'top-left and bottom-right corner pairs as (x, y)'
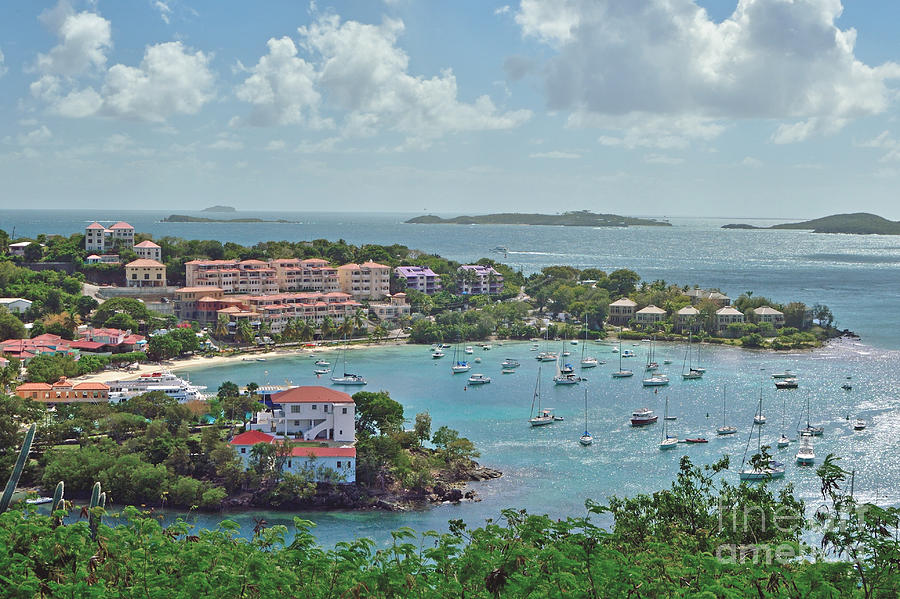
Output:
(631, 407), (658, 427)
(467, 373), (491, 385)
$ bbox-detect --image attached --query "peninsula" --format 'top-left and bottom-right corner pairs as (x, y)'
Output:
(406, 210), (671, 227)
(162, 214), (297, 224)
(722, 212), (900, 235)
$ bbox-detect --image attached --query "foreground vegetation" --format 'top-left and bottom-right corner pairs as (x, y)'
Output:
(2, 452), (897, 597)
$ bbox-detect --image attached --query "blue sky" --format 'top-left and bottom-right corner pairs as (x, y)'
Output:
(1, 0), (899, 218)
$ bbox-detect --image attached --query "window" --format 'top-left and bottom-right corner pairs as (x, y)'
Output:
(342, 407), (348, 414)
(336, 461), (342, 468)
(240, 447), (246, 454)
(323, 405), (329, 413)
(311, 404), (317, 410)
(290, 405), (301, 413)
(132, 274), (137, 279)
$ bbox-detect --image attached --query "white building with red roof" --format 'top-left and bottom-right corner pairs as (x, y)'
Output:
(84, 221), (134, 253)
(133, 240), (161, 261)
(250, 385), (356, 443)
(230, 428), (356, 483)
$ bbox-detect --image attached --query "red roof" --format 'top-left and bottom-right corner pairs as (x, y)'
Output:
(290, 447), (356, 458)
(86, 222), (106, 230)
(110, 221), (133, 229)
(74, 382), (110, 391)
(126, 258), (165, 267)
(16, 382), (51, 391)
(69, 340), (106, 351)
(271, 386), (355, 404)
(134, 240), (160, 248)
(230, 430), (277, 445)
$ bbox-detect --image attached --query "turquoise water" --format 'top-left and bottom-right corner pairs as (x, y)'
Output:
(163, 338), (899, 546)
(3, 209), (900, 348)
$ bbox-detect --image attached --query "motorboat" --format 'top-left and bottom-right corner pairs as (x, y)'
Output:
(314, 359), (330, 366)
(501, 359), (520, 369)
(536, 352), (558, 362)
(853, 419), (867, 431)
(431, 350), (445, 359)
(795, 434), (815, 465)
(685, 438), (708, 444)
(630, 407), (658, 427)
(621, 349), (635, 358)
(467, 373), (491, 385)
(501, 368), (516, 374)
(314, 368), (330, 375)
(771, 371), (795, 379)
(841, 383), (852, 390)
(482, 344), (492, 351)
(775, 378), (799, 389)
(464, 346), (474, 354)
(777, 434), (790, 448)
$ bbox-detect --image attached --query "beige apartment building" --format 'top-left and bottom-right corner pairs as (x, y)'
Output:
(336, 262), (391, 300)
(125, 259), (166, 288)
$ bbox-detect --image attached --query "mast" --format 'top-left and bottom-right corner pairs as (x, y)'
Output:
(662, 396), (669, 440)
(722, 386), (727, 427)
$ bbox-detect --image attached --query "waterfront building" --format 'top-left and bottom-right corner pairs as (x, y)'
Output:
(753, 305), (785, 328)
(607, 298), (637, 326)
(394, 266), (442, 294)
(85, 254), (120, 264)
(686, 289), (731, 306)
(85, 221), (134, 253)
(249, 386), (356, 442)
(125, 259), (167, 288)
(74, 327), (146, 353)
(238, 292), (363, 334)
(457, 265), (504, 295)
(15, 377), (109, 403)
(133, 240), (162, 261)
(230, 430), (356, 484)
(337, 262), (391, 300)
(270, 258), (341, 293)
(675, 305), (701, 333)
(0, 334), (80, 363)
(716, 306), (745, 334)
(369, 293), (410, 321)
(0, 297), (32, 314)
(635, 304), (667, 326)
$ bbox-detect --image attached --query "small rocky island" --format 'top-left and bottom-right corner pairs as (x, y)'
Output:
(723, 212), (900, 235)
(406, 210), (671, 227)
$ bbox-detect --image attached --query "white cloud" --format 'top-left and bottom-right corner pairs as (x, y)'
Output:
(529, 150), (580, 159)
(0, 49), (7, 78)
(209, 138), (244, 150)
(154, 1), (172, 24)
(36, 1), (111, 76)
(644, 153), (684, 165)
(233, 36), (321, 127)
(266, 139), (286, 151)
(17, 126), (53, 146)
(233, 13), (531, 145)
(516, 0), (900, 144)
(856, 130), (900, 162)
(741, 156), (763, 167)
(495, 5), (511, 16)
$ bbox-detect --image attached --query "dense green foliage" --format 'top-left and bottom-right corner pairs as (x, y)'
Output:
(2, 453), (897, 597)
(24, 352), (148, 383)
(0, 260), (84, 323)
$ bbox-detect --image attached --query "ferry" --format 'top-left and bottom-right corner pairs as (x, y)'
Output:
(107, 371), (207, 403)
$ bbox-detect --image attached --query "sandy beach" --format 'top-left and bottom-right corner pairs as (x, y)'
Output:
(73, 340), (407, 384)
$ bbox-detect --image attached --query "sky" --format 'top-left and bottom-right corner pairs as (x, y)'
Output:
(1, 0), (899, 218)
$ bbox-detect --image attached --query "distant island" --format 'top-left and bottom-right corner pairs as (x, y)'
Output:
(161, 214), (297, 224)
(723, 213), (900, 235)
(406, 210), (671, 227)
(201, 205), (237, 213)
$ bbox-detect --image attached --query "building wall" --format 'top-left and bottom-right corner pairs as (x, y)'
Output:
(126, 264), (166, 288)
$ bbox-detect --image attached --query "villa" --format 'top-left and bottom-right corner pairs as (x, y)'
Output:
(675, 305), (702, 333)
(0, 298), (32, 314)
(15, 377), (110, 404)
(635, 304), (667, 326)
(249, 386), (356, 443)
(394, 266), (442, 294)
(368, 293), (411, 321)
(686, 289), (731, 307)
(230, 430), (356, 484)
(0, 334), (81, 363)
(133, 240), (162, 261)
(607, 298), (637, 326)
(85, 221), (134, 253)
(457, 265), (504, 295)
(125, 259), (167, 288)
(716, 306), (745, 334)
(753, 305), (785, 328)
(8, 241), (44, 256)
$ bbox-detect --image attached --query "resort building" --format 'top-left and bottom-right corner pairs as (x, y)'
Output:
(0, 334), (80, 363)
(250, 386), (356, 442)
(686, 289), (731, 307)
(457, 265), (504, 295)
(85, 221), (134, 253)
(635, 305), (667, 326)
(230, 430), (356, 484)
(337, 262), (391, 300)
(133, 240), (162, 261)
(753, 306), (785, 328)
(368, 293), (410, 321)
(675, 305), (701, 333)
(125, 259), (167, 288)
(269, 258), (341, 293)
(15, 378), (110, 403)
(173, 287), (227, 323)
(0, 298), (32, 314)
(238, 292), (363, 334)
(394, 266), (442, 294)
(85, 254), (120, 265)
(607, 298), (637, 326)
(716, 306), (745, 334)
(74, 327), (146, 353)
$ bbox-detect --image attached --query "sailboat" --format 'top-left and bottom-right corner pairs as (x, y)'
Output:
(579, 389), (593, 445)
(716, 386), (737, 435)
(330, 340), (367, 386)
(659, 396), (678, 450)
(777, 393), (790, 447)
(739, 393), (785, 480)
(580, 321), (600, 368)
(645, 336), (659, 371)
(451, 338), (471, 373)
(797, 396), (824, 436)
(753, 389), (766, 424)
(682, 333), (703, 380)
(691, 340), (706, 374)
(553, 348), (580, 385)
(529, 366), (556, 426)
(612, 340), (634, 378)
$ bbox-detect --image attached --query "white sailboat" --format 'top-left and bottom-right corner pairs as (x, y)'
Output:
(659, 396), (678, 450)
(330, 341), (367, 386)
(529, 366), (556, 427)
(691, 340), (706, 374)
(612, 340), (634, 378)
(753, 389), (766, 424)
(554, 339), (580, 385)
(580, 321), (600, 368)
(797, 396), (824, 436)
(716, 386), (737, 435)
(451, 339), (471, 373)
(645, 336), (659, 371)
(579, 389), (593, 445)
(739, 393), (786, 480)
(777, 393), (790, 447)
(682, 332), (703, 380)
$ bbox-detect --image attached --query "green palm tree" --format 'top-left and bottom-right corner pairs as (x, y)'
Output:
(215, 313), (229, 340)
(321, 316), (335, 341)
(236, 320), (253, 345)
(299, 319), (315, 342)
(339, 318), (354, 340)
(352, 307), (366, 334)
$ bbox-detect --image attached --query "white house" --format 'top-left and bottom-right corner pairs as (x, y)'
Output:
(753, 306), (785, 328)
(85, 221), (135, 253)
(8, 241), (44, 257)
(635, 304), (667, 326)
(716, 306), (745, 334)
(250, 385), (356, 442)
(229, 430), (356, 483)
(0, 298), (32, 314)
(134, 240), (162, 261)
(676, 305), (701, 333)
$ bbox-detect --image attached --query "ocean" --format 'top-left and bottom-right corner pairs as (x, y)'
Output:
(6, 209), (899, 545)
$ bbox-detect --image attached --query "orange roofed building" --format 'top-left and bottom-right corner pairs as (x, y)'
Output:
(16, 377), (110, 403)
